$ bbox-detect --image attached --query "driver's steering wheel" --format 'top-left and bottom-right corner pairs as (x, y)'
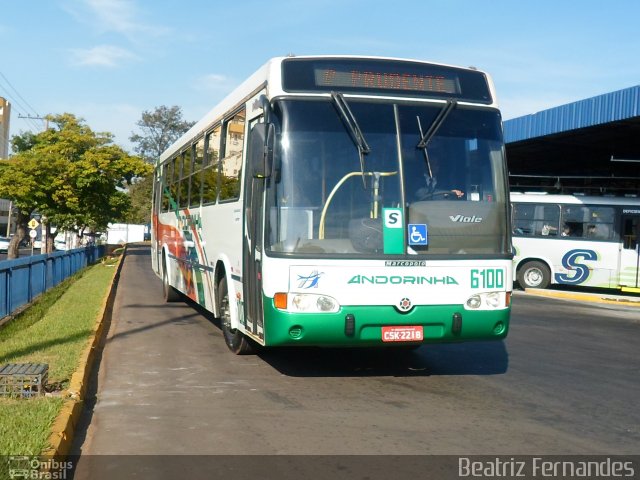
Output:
(419, 190), (464, 200)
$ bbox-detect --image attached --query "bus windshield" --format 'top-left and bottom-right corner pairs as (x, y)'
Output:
(267, 98), (508, 256)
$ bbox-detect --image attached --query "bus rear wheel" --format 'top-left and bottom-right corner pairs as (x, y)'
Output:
(217, 277), (255, 355)
(517, 261), (551, 289)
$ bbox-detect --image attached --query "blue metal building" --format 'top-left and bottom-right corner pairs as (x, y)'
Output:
(503, 85), (640, 195)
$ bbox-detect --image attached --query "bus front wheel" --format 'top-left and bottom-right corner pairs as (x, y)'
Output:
(217, 277), (255, 355)
(517, 261), (551, 289)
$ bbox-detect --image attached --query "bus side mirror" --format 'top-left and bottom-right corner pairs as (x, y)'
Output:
(249, 122), (275, 179)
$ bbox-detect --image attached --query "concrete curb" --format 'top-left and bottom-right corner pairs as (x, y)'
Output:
(523, 287), (640, 307)
(41, 247), (126, 460)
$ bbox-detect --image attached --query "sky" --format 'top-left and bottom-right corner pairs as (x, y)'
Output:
(1, 0), (640, 154)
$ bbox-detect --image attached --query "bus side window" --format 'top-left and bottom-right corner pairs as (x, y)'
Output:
(512, 203), (534, 236)
(562, 222), (580, 237)
(535, 204), (560, 236)
(581, 207), (615, 241)
(219, 109), (246, 202)
(203, 125), (222, 205)
(161, 163), (170, 212)
(586, 223), (611, 240)
(190, 141), (204, 208)
(179, 149), (192, 209)
(168, 157), (179, 211)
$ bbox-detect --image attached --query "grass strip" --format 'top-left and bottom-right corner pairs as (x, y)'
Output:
(0, 259), (118, 456)
(0, 397), (64, 455)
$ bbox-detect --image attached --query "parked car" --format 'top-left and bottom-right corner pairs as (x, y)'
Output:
(54, 239), (69, 251)
(0, 236), (10, 252)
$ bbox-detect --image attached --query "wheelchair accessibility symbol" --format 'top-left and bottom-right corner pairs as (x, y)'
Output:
(408, 224), (428, 246)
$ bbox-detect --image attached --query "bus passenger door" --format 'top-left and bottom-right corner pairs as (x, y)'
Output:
(242, 121), (272, 341)
(619, 214), (640, 290)
(151, 169), (164, 274)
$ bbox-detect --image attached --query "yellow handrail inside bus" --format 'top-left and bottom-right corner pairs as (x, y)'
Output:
(318, 171), (397, 239)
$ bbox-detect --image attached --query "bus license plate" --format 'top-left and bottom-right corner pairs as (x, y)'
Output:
(381, 326), (423, 342)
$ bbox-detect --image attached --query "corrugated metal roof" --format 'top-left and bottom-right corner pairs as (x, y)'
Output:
(504, 85), (640, 144)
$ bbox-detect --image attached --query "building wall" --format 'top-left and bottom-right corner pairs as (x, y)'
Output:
(0, 198), (11, 236)
(0, 97), (10, 159)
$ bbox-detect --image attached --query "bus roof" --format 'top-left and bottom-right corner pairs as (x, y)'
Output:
(159, 55), (498, 164)
(510, 192), (640, 206)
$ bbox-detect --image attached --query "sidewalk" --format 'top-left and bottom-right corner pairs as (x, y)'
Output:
(520, 287), (640, 308)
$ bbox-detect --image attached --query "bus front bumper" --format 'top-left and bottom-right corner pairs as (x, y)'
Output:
(262, 301), (510, 347)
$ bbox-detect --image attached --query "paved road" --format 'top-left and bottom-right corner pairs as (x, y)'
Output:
(0, 247), (42, 261)
(71, 245), (640, 477)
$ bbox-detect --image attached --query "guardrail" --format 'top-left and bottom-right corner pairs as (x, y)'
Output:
(0, 246), (105, 320)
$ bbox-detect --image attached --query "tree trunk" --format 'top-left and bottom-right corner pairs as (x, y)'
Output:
(40, 218), (54, 254)
(46, 223), (54, 253)
(7, 210), (28, 260)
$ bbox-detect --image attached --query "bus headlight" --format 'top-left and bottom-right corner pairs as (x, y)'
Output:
(466, 295), (482, 309)
(485, 292), (501, 308)
(290, 294), (340, 313)
(465, 292), (509, 310)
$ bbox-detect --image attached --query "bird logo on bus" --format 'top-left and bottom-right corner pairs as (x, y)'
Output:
(297, 270), (324, 289)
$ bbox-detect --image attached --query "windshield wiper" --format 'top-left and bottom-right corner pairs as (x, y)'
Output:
(331, 92), (370, 188)
(417, 100), (456, 149)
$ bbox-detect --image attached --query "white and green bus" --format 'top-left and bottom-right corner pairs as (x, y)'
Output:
(151, 56), (512, 354)
(512, 192), (640, 292)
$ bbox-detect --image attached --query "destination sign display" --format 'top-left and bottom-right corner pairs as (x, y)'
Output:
(314, 67), (459, 94)
(282, 58), (492, 103)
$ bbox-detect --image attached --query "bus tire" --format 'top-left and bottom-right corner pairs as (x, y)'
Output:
(217, 277), (255, 355)
(162, 259), (181, 302)
(517, 261), (551, 289)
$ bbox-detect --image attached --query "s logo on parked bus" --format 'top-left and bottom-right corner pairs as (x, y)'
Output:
(554, 249), (598, 285)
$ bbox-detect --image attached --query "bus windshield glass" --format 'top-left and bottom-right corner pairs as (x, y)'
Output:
(266, 98), (508, 257)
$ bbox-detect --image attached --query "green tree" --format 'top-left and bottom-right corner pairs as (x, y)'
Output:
(127, 105), (195, 223)
(11, 131), (38, 153)
(0, 113), (151, 258)
(124, 174), (153, 224)
(129, 105), (195, 164)
(0, 158), (38, 258)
